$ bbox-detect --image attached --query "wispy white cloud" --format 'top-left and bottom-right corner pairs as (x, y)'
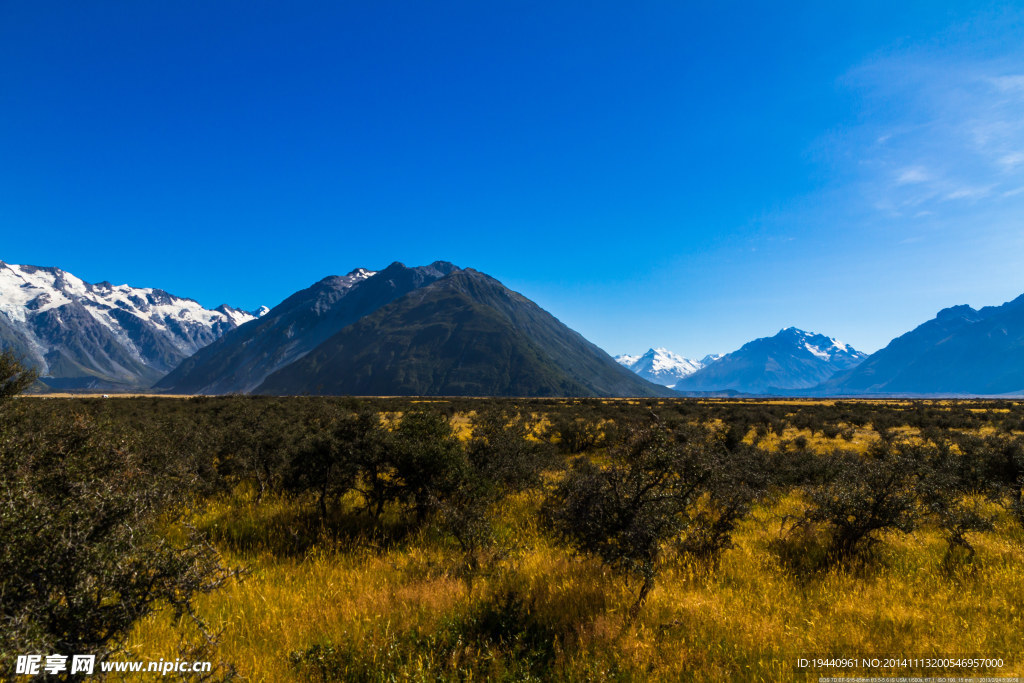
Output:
(998, 151), (1024, 169)
(943, 185), (993, 201)
(830, 50), (1024, 219)
(988, 74), (1024, 92)
(896, 166), (930, 184)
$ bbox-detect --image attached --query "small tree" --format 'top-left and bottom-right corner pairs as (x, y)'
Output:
(220, 398), (292, 501)
(440, 407), (552, 575)
(385, 409), (467, 522)
(916, 437), (995, 561)
(284, 403), (371, 521)
(543, 424), (716, 619)
(674, 436), (769, 565)
(0, 349), (37, 399)
(797, 441), (922, 560)
(959, 433), (1024, 531)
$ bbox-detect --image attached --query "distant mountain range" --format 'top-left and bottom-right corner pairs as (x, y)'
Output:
(0, 261), (258, 390)
(614, 348), (722, 387)
(670, 328), (867, 394)
(3, 257), (1023, 397)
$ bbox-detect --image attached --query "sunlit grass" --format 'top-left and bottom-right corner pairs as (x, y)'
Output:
(128, 481), (1024, 681)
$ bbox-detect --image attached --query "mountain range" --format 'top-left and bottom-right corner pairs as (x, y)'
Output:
(0, 261), (258, 390)
(2, 257), (1023, 397)
(819, 295), (1024, 395)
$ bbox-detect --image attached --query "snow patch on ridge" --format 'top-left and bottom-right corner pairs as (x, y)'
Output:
(804, 342), (831, 361)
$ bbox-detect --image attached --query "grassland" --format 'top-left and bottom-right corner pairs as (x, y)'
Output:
(123, 489), (1024, 681)
(5, 396), (1024, 681)
(114, 399), (1024, 681)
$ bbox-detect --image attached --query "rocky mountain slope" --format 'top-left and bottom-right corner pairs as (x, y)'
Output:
(0, 261), (255, 390)
(673, 327), (867, 394)
(258, 268), (673, 397)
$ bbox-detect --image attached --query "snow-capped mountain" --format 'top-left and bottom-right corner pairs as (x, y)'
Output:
(615, 347), (718, 387)
(614, 353), (640, 367)
(0, 261), (257, 390)
(673, 327), (867, 394)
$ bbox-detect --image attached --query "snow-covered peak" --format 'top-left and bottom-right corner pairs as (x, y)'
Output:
(253, 305), (271, 318)
(215, 304), (259, 327)
(0, 261), (255, 329)
(345, 268), (377, 284)
(616, 346), (717, 387)
(772, 327), (863, 363)
(0, 260), (258, 383)
(0, 261), (86, 321)
(803, 341), (831, 361)
(316, 268), (378, 292)
(829, 338), (852, 353)
(641, 347), (702, 376)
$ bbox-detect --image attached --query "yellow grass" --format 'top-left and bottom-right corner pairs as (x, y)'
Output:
(127, 484), (1024, 681)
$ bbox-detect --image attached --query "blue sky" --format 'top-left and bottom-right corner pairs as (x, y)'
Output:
(2, 2), (1023, 357)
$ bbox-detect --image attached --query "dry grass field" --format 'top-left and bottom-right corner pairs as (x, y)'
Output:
(5, 395), (1023, 681)
(105, 399), (1024, 682)
(122, 487), (1024, 681)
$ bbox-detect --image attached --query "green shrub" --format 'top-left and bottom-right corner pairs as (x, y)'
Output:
(542, 422), (762, 618)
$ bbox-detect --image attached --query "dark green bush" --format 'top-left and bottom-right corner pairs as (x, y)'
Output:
(546, 416), (601, 454)
(542, 422), (764, 618)
(0, 410), (236, 678)
(795, 441), (922, 561)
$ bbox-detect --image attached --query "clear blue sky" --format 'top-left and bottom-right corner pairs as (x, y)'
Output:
(3, 2), (1023, 356)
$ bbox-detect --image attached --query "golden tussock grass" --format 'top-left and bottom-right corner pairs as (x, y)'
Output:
(126, 480), (1024, 682)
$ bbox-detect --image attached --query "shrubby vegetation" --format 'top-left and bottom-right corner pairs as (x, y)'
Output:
(0, 362), (238, 681)
(543, 420), (769, 618)
(1, 369), (1023, 679)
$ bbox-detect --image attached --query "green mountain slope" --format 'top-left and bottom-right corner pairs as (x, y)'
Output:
(156, 262), (458, 393)
(257, 269), (671, 397)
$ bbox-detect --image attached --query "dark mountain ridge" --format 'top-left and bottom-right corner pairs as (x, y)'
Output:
(258, 268), (672, 397)
(156, 261), (459, 394)
(820, 294), (1024, 395)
